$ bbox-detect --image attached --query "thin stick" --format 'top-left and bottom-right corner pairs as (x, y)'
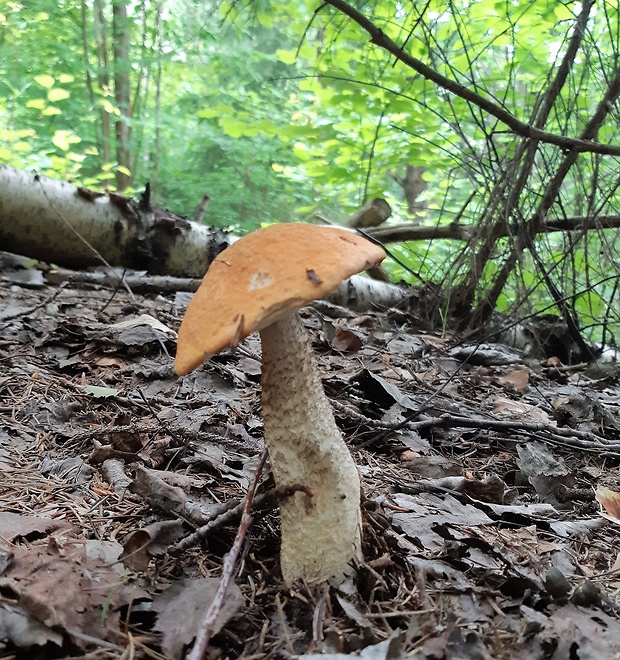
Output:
(187, 449), (267, 660)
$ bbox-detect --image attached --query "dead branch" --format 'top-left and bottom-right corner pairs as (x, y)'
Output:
(365, 214), (620, 245)
(401, 414), (620, 457)
(323, 0), (620, 156)
(187, 450), (267, 659)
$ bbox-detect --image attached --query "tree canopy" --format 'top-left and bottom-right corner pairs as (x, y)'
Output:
(1, 0), (620, 347)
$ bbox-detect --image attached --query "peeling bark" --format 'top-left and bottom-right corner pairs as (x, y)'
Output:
(0, 165), (230, 278)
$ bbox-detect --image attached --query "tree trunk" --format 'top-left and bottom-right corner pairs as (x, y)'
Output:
(93, 0), (112, 164)
(112, 0), (132, 190)
(0, 165), (229, 278)
(0, 165), (407, 313)
(151, 1), (164, 203)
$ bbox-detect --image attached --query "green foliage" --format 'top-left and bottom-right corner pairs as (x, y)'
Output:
(1, 0), (620, 342)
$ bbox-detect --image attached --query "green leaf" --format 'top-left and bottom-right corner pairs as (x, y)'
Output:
(47, 88), (70, 102)
(197, 104), (234, 119)
(256, 11), (273, 27)
(52, 132), (70, 151)
(41, 106), (61, 116)
(292, 142), (311, 161)
(52, 130), (80, 151)
(83, 385), (119, 398)
(26, 99), (46, 109)
(275, 49), (297, 65)
(57, 74), (74, 84)
(219, 117), (248, 138)
(34, 74), (55, 89)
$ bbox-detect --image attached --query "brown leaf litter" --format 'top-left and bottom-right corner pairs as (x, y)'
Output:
(1, 258), (620, 658)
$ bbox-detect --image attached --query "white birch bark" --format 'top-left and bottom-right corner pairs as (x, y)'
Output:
(0, 165), (407, 311)
(0, 165), (231, 278)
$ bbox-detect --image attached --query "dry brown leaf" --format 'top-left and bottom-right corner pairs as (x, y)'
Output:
(538, 603), (620, 658)
(300, 631), (402, 659)
(385, 493), (493, 550)
(331, 324), (363, 352)
(595, 485), (620, 522)
(494, 397), (552, 423)
(94, 356), (124, 367)
(0, 539), (145, 650)
(153, 578), (243, 660)
(497, 367), (530, 393)
(517, 441), (573, 503)
(0, 512), (70, 543)
(120, 519), (184, 571)
(401, 455), (461, 479)
(0, 606), (63, 649)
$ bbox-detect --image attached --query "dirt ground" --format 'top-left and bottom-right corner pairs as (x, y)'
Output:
(1, 254), (620, 659)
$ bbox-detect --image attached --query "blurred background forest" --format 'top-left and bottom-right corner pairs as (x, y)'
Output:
(2, 0), (620, 349)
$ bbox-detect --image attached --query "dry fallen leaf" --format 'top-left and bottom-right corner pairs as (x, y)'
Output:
(120, 519), (185, 571)
(0, 538), (146, 651)
(0, 606), (63, 649)
(595, 485), (620, 523)
(153, 578), (244, 660)
(0, 512), (69, 542)
(494, 397), (553, 423)
(300, 631), (402, 659)
(384, 492), (493, 550)
(517, 441), (573, 503)
(331, 323), (364, 352)
(497, 366), (530, 393)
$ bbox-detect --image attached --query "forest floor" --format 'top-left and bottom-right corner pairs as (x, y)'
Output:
(1, 252), (620, 659)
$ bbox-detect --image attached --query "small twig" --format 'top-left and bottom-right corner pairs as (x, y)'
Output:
(408, 413), (620, 448)
(0, 280), (69, 322)
(331, 400), (391, 429)
(136, 389), (186, 461)
(195, 193), (211, 223)
(187, 449), (267, 660)
(170, 481), (309, 555)
(356, 406), (620, 456)
(170, 491), (262, 556)
(99, 268), (130, 315)
(62, 628), (126, 652)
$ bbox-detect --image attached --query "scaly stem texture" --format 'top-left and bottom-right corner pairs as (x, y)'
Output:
(260, 313), (362, 582)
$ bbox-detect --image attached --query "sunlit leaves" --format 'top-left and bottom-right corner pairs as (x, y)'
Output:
(98, 99), (120, 116)
(26, 99), (46, 110)
(116, 165), (131, 177)
(34, 74), (55, 89)
(52, 130), (81, 152)
(196, 105), (236, 120)
(276, 49), (297, 65)
(47, 88), (70, 102)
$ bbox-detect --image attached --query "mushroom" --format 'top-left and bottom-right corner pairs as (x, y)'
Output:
(174, 223), (385, 583)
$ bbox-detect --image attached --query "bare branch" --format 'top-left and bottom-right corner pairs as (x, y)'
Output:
(322, 0), (620, 156)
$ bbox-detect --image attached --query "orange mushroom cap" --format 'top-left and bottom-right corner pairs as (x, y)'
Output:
(174, 223), (385, 376)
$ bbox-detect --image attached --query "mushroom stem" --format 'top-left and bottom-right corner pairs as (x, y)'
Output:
(260, 312), (362, 583)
